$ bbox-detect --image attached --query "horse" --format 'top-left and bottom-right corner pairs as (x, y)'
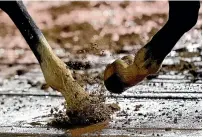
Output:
(0, 1), (200, 96)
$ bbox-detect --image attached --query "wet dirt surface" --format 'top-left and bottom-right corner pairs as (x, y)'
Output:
(0, 1), (202, 136)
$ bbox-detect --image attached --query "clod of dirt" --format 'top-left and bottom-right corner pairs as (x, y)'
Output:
(27, 79), (42, 87)
(16, 69), (27, 76)
(48, 98), (120, 129)
(41, 83), (50, 90)
(174, 117), (178, 124)
(66, 60), (92, 70)
(134, 104), (143, 111)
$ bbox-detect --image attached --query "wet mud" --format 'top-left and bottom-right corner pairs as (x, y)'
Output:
(48, 101), (119, 129)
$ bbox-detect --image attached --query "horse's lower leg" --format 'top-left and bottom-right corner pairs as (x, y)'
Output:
(104, 1), (200, 94)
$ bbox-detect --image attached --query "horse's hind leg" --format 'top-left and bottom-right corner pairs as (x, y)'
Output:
(146, 1), (200, 61)
(104, 1), (200, 94)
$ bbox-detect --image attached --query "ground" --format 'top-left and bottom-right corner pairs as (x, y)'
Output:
(0, 1), (202, 136)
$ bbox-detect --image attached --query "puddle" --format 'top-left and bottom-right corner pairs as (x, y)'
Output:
(69, 120), (109, 136)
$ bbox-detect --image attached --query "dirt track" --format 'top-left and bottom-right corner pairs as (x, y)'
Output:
(0, 1), (202, 136)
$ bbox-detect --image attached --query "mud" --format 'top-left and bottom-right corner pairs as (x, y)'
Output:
(66, 60), (92, 70)
(48, 101), (120, 129)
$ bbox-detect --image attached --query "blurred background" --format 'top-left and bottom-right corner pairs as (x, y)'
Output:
(0, 1), (201, 85)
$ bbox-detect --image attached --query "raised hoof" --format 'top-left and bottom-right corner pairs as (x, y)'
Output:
(104, 73), (129, 94)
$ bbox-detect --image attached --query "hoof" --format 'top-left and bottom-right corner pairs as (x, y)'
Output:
(104, 73), (129, 94)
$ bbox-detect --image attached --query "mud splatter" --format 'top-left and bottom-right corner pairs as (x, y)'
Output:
(48, 100), (120, 129)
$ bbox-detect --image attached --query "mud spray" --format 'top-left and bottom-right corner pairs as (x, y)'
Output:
(46, 46), (120, 130)
(1, 1), (120, 132)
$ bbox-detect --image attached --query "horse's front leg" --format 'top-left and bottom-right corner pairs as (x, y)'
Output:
(0, 1), (89, 110)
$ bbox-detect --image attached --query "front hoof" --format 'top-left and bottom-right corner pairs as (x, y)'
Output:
(104, 73), (128, 94)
